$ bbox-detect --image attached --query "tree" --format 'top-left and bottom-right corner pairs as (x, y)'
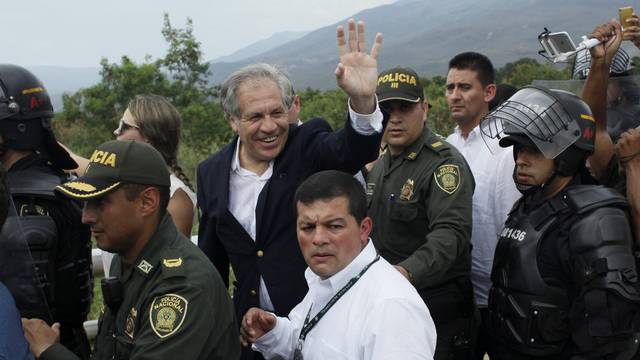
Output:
(55, 14), (232, 182)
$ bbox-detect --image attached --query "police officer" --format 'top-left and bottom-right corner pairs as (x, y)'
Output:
(482, 86), (640, 359)
(366, 67), (476, 360)
(0, 64), (92, 359)
(22, 140), (240, 360)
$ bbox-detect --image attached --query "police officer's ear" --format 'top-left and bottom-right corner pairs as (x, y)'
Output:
(421, 101), (430, 122)
(138, 187), (161, 218)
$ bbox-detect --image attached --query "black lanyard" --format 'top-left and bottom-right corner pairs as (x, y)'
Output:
(293, 254), (380, 360)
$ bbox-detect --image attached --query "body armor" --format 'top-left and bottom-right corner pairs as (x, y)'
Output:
(489, 185), (640, 359)
(6, 168), (61, 319)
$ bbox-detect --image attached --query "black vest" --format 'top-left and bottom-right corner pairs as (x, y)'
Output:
(488, 193), (572, 357)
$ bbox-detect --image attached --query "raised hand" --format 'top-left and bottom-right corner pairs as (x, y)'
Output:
(616, 128), (640, 167)
(240, 307), (277, 347)
(588, 20), (623, 68)
(335, 18), (383, 114)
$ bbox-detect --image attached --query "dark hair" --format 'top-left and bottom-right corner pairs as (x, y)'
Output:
(294, 170), (367, 223)
(489, 84), (518, 111)
(0, 166), (9, 227)
(121, 183), (170, 220)
(448, 52), (495, 87)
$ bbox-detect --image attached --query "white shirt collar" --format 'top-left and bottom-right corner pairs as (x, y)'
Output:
(453, 125), (481, 141)
(231, 138), (273, 178)
(305, 239), (376, 293)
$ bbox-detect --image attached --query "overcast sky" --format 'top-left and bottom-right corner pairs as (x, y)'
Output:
(3, 0), (395, 67)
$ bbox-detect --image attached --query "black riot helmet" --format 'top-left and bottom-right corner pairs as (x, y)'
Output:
(480, 86), (595, 190)
(0, 64), (76, 169)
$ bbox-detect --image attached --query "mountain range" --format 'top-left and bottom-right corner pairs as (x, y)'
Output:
(25, 0), (639, 110)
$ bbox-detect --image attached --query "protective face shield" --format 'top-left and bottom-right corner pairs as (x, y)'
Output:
(481, 86), (594, 159)
(481, 86), (595, 193)
(0, 195), (53, 323)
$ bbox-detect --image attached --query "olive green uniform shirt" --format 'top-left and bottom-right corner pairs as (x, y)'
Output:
(41, 215), (240, 360)
(366, 127), (474, 293)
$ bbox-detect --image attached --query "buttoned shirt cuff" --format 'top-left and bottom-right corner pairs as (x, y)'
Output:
(348, 96), (383, 135)
(252, 314), (291, 357)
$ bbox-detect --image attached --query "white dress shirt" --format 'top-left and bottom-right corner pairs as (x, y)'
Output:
(228, 103), (383, 311)
(252, 241), (436, 360)
(446, 126), (521, 306)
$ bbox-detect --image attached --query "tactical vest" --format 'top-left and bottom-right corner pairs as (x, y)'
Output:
(6, 168), (61, 320)
(488, 185), (637, 357)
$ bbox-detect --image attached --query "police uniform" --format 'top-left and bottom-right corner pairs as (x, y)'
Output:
(39, 214), (240, 360)
(0, 64), (92, 359)
(481, 86), (640, 359)
(37, 140), (241, 360)
(366, 127), (476, 360)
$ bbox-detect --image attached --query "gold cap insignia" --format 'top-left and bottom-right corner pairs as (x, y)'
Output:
(150, 294), (188, 338)
(400, 179), (415, 201)
(125, 307), (137, 339)
(163, 258), (183, 268)
(137, 260), (153, 274)
(434, 164), (460, 194)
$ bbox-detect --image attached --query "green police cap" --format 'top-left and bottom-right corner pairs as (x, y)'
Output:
(376, 67), (424, 103)
(56, 140), (170, 200)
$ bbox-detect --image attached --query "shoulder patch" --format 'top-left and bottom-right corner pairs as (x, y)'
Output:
(434, 164), (460, 194)
(150, 294), (188, 338)
(431, 141), (443, 149)
(163, 258), (183, 268)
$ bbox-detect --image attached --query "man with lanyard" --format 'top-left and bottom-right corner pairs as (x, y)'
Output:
(444, 52), (520, 359)
(482, 86), (640, 359)
(239, 170), (436, 359)
(22, 140), (240, 360)
(197, 19), (384, 359)
(366, 66), (475, 359)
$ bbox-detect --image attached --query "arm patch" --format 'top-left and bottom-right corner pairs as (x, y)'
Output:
(434, 164), (460, 194)
(149, 294), (189, 338)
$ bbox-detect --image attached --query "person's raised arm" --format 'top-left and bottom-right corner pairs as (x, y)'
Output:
(583, 20), (622, 177)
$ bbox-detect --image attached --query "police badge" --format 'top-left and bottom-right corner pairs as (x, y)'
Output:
(400, 179), (415, 201)
(434, 164), (460, 194)
(150, 294), (188, 338)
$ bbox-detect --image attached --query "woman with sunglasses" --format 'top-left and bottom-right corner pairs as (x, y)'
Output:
(65, 94), (196, 237)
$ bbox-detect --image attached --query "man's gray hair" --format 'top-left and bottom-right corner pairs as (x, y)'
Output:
(220, 63), (295, 120)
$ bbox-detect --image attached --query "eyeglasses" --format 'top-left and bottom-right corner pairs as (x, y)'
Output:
(113, 118), (140, 136)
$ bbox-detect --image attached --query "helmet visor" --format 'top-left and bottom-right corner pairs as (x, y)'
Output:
(480, 87), (580, 159)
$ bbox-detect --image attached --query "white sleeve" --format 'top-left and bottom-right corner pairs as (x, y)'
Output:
(252, 300), (309, 359)
(363, 298), (437, 360)
(347, 97), (384, 135)
(494, 150), (520, 227)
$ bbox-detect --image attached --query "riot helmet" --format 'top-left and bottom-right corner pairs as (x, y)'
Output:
(0, 64), (75, 169)
(480, 86), (595, 191)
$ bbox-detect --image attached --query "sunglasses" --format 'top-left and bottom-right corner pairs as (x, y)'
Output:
(113, 118), (140, 136)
